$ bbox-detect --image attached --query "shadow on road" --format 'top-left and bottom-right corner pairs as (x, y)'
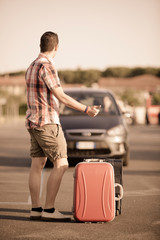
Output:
(0, 208), (30, 222)
(0, 208), (30, 213)
(0, 208), (74, 223)
(130, 150), (160, 161)
(0, 214), (30, 222)
(0, 157), (31, 167)
(124, 170), (160, 176)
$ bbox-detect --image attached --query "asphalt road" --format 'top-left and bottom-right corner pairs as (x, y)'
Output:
(0, 119), (160, 240)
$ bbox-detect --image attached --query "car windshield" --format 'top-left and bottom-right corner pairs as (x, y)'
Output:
(60, 91), (119, 116)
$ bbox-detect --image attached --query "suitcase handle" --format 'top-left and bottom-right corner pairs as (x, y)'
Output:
(115, 183), (123, 201)
(84, 159), (103, 162)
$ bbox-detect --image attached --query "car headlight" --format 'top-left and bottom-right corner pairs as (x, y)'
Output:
(107, 125), (125, 136)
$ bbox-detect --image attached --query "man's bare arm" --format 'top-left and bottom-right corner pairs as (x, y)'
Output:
(53, 87), (101, 117)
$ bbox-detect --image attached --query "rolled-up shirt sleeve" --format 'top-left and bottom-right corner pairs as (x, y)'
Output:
(41, 64), (61, 91)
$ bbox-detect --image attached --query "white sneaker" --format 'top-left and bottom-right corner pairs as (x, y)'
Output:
(41, 209), (71, 222)
(30, 210), (42, 220)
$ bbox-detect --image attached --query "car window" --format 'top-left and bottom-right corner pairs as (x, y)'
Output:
(59, 92), (119, 116)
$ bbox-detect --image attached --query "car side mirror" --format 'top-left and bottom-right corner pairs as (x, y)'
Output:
(122, 111), (131, 118)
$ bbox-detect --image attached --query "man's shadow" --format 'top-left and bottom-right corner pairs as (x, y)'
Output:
(0, 208), (73, 222)
(0, 208), (30, 221)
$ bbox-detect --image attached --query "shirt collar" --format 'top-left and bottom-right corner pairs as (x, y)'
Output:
(38, 53), (54, 65)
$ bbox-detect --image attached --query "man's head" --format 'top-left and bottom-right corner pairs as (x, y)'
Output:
(40, 31), (59, 53)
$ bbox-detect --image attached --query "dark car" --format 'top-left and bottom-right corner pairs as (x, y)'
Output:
(59, 88), (130, 166)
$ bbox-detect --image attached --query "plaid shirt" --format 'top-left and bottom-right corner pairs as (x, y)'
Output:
(25, 53), (61, 129)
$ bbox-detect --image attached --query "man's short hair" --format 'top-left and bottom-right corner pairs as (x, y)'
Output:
(40, 31), (59, 52)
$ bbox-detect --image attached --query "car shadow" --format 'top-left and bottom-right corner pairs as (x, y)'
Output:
(123, 170), (160, 176)
(0, 156), (31, 167)
(130, 150), (160, 161)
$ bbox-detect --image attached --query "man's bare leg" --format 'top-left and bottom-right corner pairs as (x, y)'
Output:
(29, 157), (47, 208)
(44, 158), (68, 209)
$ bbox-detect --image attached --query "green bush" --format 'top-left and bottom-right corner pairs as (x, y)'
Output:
(59, 68), (101, 86)
(120, 90), (141, 106)
(152, 93), (160, 105)
(19, 103), (27, 115)
(102, 67), (131, 78)
(102, 67), (160, 78)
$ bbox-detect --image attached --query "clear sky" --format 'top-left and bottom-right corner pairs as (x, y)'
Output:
(0, 0), (160, 74)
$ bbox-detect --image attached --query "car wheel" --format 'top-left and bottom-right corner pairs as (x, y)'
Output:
(123, 149), (130, 166)
(45, 158), (53, 168)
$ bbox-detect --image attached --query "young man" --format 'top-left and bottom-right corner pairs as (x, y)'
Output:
(25, 31), (100, 221)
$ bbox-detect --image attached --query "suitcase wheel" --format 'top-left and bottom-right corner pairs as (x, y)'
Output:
(115, 193), (122, 216)
(116, 209), (121, 216)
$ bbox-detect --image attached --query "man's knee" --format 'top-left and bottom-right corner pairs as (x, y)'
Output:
(54, 158), (69, 172)
(31, 157), (47, 170)
(59, 164), (68, 173)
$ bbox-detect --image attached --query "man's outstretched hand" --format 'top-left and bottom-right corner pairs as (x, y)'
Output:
(87, 105), (101, 117)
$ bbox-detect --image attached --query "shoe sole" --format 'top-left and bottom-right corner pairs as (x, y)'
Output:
(41, 216), (71, 222)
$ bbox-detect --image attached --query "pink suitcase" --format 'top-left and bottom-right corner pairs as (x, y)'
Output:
(73, 162), (123, 222)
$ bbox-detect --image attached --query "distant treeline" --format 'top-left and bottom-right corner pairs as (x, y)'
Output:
(59, 67), (160, 85)
(1, 67), (160, 86)
(102, 67), (160, 78)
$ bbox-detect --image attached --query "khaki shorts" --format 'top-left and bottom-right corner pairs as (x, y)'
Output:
(28, 124), (67, 162)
